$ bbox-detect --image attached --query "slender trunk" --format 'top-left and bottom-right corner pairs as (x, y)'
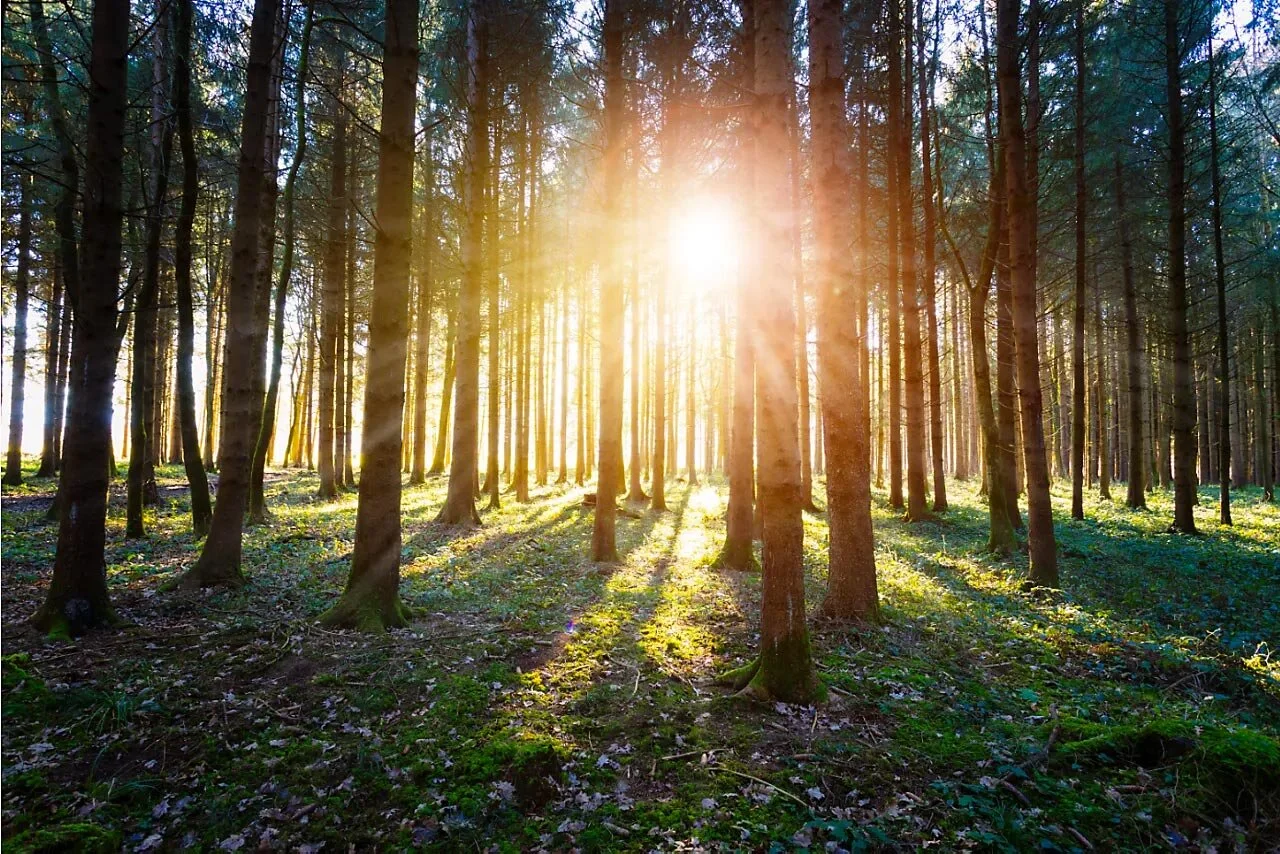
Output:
(429, 303), (456, 475)
(591, 0), (625, 560)
(318, 33), (344, 502)
(996, 0), (1057, 586)
(32, 0), (130, 634)
(323, 0), (417, 629)
(127, 10), (175, 538)
(173, 0), (212, 534)
(1164, 0), (1196, 532)
(437, 0), (487, 525)
(4, 168), (33, 485)
(484, 114), (502, 508)
(1070, 0), (1088, 520)
(810, 0), (877, 618)
(916, 0), (946, 511)
(37, 264), (63, 478)
(886, 3), (904, 511)
(411, 157), (434, 484)
(896, 0), (928, 521)
(734, 0), (816, 702)
(174, 0), (281, 588)
(1209, 35), (1231, 524)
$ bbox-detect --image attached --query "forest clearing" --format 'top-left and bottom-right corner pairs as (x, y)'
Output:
(3, 469), (1278, 851)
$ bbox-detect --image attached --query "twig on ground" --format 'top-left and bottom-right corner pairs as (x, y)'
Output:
(709, 764), (811, 811)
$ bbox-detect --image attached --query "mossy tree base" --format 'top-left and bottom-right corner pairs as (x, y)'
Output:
(30, 597), (121, 639)
(710, 545), (760, 573)
(164, 561), (248, 592)
(318, 592), (413, 633)
(715, 638), (820, 705)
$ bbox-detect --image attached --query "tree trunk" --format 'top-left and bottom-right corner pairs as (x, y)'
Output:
(127, 9), (175, 539)
(591, 0), (625, 561)
(38, 265), (63, 479)
(322, 0), (417, 630)
(787, 89), (812, 509)
(484, 114), (502, 508)
(31, 0), (130, 635)
(429, 303), (456, 476)
(916, 0), (946, 512)
(172, 0), (281, 589)
(343, 200), (357, 485)
(1163, 0), (1197, 532)
(411, 155), (434, 485)
(1070, 0), (1088, 520)
(173, 0), (213, 535)
(809, 0), (877, 619)
(318, 31), (344, 502)
(4, 167), (32, 485)
(886, 4), (904, 513)
(996, 0), (1057, 586)
(723, 0), (816, 703)
(436, 0), (487, 525)
(1095, 272), (1111, 500)
(896, 0), (928, 522)
(1209, 34), (1231, 524)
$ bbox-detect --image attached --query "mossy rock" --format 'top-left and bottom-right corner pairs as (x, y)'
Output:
(8, 822), (120, 854)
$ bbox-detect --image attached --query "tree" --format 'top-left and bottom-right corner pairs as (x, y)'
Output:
(809, 0), (877, 620)
(1070, 0), (1088, 521)
(1163, 0), (1197, 534)
(591, 0), (625, 563)
(31, 0), (131, 634)
(4, 168), (32, 486)
(322, 0), (418, 630)
(436, 0), (488, 526)
(996, 0), (1058, 587)
(915, 0), (945, 514)
(720, 0), (816, 703)
(1208, 33), (1231, 526)
(171, 0), (282, 589)
(173, 0), (212, 537)
(127, 4), (175, 539)
(411, 151), (435, 486)
(317, 27), (343, 502)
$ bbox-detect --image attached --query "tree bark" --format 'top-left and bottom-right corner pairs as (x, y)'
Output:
(4, 168), (33, 485)
(322, 0), (417, 630)
(31, 0), (130, 635)
(411, 154), (434, 485)
(996, 0), (1058, 586)
(718, 2), (756, 569)
(809, 0), (877, 620)
(436, 0), (487, 525)
(591, 0), (625, 561)
(1164, 0), (1197, 533)
(484, 113), (502, 508)
(896, 0), (929, 522)
(171, 0), (281, 588)
(916, 0), (946, 512)
(173, 0), (213, 535)
(127, 7), (175, 539)
(1208, 35), (1231, 524)
(1070, 0), (1088, 520)
(318, 28), (344, 502)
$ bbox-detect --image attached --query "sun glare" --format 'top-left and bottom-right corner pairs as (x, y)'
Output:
(667, 196), (741, 288)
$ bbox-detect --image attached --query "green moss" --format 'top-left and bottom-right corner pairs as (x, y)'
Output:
(8, 822), (120, 853)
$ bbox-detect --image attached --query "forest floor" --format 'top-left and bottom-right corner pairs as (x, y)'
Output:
(2, 464), (1278, 853)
